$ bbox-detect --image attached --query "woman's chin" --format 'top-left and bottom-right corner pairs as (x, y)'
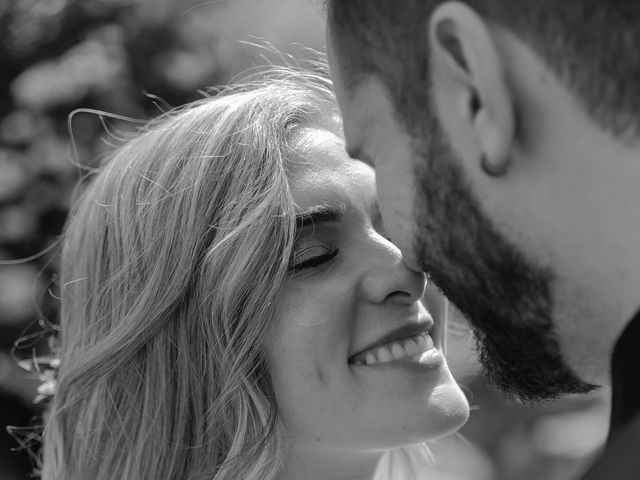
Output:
(433, 385), (470, 436)
(411, 382), (471, 442)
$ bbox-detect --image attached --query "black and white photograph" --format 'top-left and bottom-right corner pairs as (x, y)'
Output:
(0, 1), (637, 479)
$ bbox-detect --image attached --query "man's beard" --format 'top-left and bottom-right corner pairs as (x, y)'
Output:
(411, 114), (595, 402)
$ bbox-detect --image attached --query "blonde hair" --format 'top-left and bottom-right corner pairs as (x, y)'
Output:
(42, 65), (338, 480)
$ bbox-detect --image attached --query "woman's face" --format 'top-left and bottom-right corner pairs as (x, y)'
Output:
(264, 126), (469, 458)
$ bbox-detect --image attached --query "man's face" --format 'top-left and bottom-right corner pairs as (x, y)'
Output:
(327, 35), (594, 401)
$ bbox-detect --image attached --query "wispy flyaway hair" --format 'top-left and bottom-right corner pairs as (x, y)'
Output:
(41, 64), (338, 480)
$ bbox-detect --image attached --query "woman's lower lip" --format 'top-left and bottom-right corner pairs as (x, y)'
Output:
(418, 349), (444, 367)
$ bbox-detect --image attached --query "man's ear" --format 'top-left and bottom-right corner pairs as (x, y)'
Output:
(428, 1), (514, 176)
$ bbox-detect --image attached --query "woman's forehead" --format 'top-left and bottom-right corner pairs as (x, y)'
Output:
(290, 147), (376, 214)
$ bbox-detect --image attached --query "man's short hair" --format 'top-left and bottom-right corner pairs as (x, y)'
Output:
(327, 0), (640, 140)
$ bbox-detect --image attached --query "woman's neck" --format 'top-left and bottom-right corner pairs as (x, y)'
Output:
(278, 441), (383, 480)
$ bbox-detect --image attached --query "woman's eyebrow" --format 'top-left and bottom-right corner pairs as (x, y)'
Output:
(295, 204), (344, 230)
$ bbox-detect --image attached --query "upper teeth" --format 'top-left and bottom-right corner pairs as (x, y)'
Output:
(351, 332), (434, 366)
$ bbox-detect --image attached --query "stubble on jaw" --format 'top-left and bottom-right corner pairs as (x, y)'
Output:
(408, 115), (595, 402)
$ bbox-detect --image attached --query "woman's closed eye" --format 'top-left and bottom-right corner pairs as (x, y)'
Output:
(288, 244), (339, 272)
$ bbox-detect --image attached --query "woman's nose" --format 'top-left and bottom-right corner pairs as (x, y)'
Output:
(359, 233), (426, 304)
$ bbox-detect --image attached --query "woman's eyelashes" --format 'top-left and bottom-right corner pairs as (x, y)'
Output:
(288, 244), (339, 272)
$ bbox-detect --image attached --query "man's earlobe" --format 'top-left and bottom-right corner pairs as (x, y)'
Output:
(480, 153), (510, 177)
(429, 1), (515, 177)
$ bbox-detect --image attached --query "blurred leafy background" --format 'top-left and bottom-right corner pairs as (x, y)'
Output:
(0, 1), (608, 479)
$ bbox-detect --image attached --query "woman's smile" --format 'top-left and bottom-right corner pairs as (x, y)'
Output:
(348, 309), (439, 366)
(350, 331), (443, 367)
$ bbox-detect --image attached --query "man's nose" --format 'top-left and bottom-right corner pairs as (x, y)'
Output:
(400, 249), (424, 274)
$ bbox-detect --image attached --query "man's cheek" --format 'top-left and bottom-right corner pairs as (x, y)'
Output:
(378, 173), (416, 242)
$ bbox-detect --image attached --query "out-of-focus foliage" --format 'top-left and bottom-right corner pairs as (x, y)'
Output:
(0, 1), (608, 479)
